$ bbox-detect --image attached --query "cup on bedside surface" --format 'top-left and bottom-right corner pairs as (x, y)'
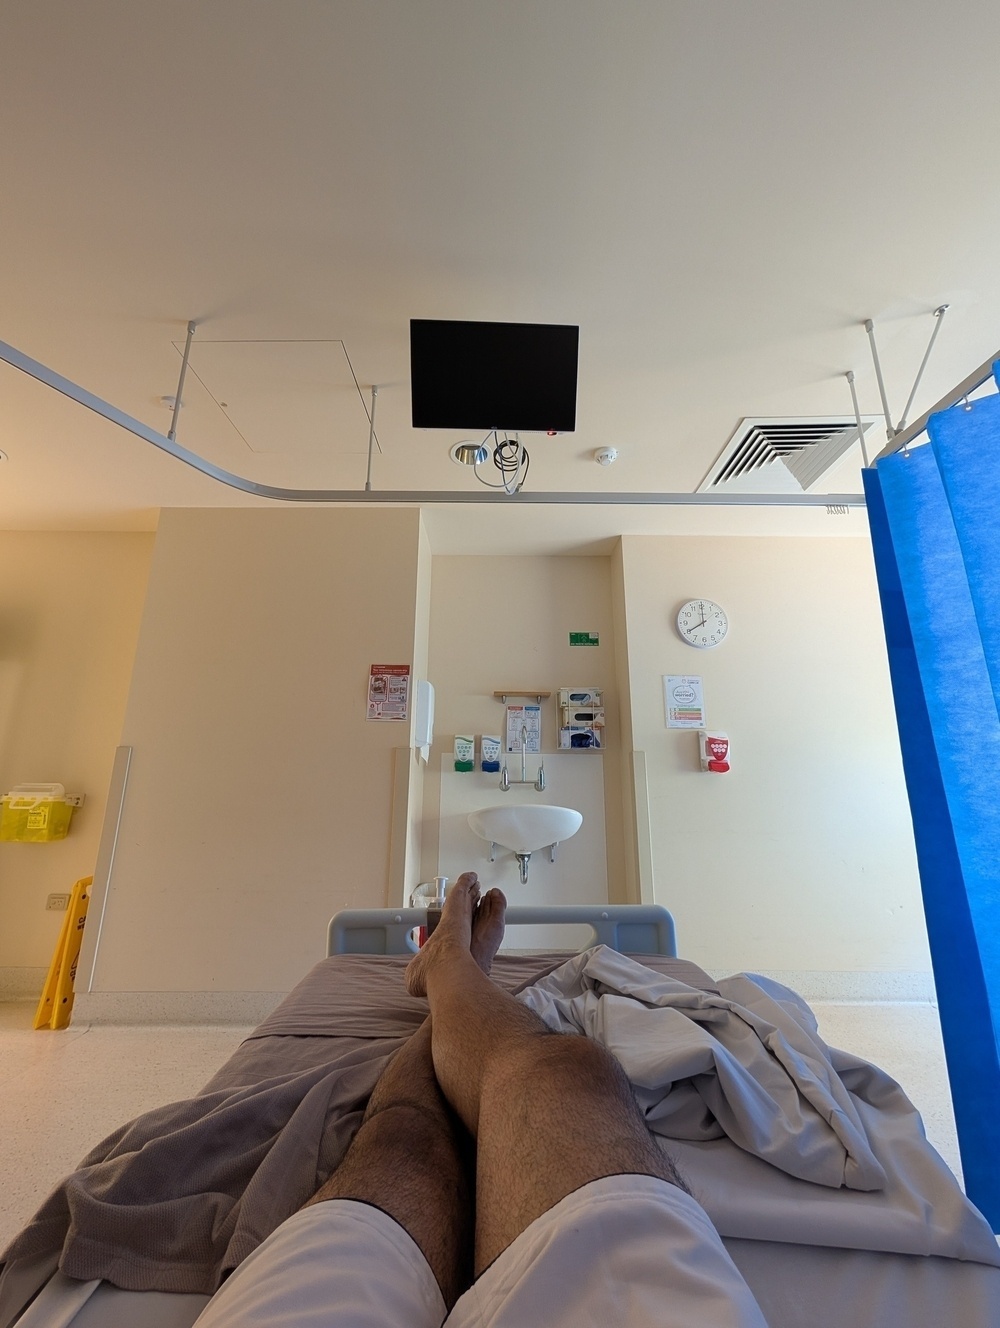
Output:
(411, 878), (449, 947)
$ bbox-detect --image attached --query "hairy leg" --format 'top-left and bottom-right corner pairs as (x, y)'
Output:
(407, 875), (685, 1276)
(305, 883), (504, 1309)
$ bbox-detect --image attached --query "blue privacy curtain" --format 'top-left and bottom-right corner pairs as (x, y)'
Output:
(863, 372), (1000, 1230)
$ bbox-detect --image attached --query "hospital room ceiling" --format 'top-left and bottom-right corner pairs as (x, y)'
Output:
(1, 1), (999, 552)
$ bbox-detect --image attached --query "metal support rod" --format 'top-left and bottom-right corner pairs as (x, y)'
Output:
(897, 305), (949, 433)
(875, 346), (1000, 461)
(167, 320), (196, 443)
(365, 384), (378, 492)
(846, 371), (871, 469)
(864, 319), (895, 441)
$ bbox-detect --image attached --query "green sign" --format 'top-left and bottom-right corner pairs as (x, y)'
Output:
(569, 632), (600, 646)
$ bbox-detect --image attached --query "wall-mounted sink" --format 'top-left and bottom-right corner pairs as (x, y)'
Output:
(467, 805), (583, 883)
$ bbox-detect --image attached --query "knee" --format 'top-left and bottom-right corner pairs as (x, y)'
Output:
(501, 1030), (630, 1098)
(356, 1100), (459, 1165)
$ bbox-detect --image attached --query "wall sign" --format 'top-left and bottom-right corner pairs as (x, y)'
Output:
(506, 703), (541, 753)
(664, 675), (705, 729)
(569, 631), (600, 646)
(367, 664), (410, 720)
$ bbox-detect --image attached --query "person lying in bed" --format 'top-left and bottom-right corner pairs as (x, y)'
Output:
(193, 873), (768, 1328)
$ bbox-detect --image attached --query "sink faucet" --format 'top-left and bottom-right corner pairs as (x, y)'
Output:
(500, 725), (545, 792)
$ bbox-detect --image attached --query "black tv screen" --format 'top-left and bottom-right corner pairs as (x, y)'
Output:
(410, 319), (579, 432)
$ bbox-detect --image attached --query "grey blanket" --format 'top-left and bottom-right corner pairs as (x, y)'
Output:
(0, 952), (709, 1300)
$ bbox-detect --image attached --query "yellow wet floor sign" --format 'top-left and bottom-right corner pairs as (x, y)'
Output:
(34, 875), (92, 1030)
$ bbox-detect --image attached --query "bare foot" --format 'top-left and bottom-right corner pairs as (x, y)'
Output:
(469, 888), (508, 975)
(406, 872), (481, 997)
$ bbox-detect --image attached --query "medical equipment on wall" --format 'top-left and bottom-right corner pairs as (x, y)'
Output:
(0, 784), (84, 841)
(699, 731), (731, 773)
(413, 679), (435, 751)
(558, 687), (605, 749)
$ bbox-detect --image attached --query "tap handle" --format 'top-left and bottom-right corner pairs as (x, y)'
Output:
(536, 763), (546, 792)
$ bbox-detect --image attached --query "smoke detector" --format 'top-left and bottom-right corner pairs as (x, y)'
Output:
(594, 447), (619, 466)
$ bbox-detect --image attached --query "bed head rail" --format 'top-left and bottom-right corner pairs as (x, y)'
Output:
(326, 904), (677, 958)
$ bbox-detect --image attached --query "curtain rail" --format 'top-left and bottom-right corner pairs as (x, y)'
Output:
(0, 337), (865, 508)
(874, 348), (1000, 462)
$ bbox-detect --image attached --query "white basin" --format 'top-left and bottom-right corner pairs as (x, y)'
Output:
(468, 805), (583, 854)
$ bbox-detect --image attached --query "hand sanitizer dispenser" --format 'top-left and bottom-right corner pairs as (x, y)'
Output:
(699, 731), (731, 773)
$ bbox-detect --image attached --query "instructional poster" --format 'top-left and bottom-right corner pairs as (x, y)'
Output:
(664, 675), (705, 729)
(367, 663), (411, 720)
(505, 703), (541, 753)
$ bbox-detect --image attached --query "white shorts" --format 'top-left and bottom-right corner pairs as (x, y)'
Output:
(194, 1174), (768, 1328)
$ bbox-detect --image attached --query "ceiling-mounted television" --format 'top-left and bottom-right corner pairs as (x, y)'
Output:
(410, 319), (579, 433)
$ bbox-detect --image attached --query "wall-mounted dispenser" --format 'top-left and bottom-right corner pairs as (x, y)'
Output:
(558, 688), (605, 750)
(699, 731), (731, 773)
(414, 680), (435, 758)
(481, 736), (501, 772)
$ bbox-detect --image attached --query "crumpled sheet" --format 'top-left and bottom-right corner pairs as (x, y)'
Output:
(517, 947), (1000, 1267)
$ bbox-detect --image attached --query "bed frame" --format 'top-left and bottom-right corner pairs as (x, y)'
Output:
(327, 903), (678, 958)
(8, 904), (1000, 1328)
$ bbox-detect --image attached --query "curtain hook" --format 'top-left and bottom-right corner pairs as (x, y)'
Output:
(963, 395), (972, 411)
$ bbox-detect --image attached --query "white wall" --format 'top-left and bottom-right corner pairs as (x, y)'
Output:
(0, 532), (153, 995)
(616, 535), (929, 992)
(79, 508), (425, 1000)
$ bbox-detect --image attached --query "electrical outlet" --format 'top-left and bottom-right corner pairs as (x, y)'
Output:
(46, 893), (70, 911)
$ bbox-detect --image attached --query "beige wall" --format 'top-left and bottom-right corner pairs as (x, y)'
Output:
(0, 532), (153, 988)
(391, 515), (434, 905)
(81, 508), (425, 995)
(424, 555), (624, 898)
(617, 535), (929, 983)
(8, 519), (926, 1010)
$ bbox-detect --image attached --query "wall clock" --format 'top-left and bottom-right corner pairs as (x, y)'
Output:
(676, 599), (729, 649)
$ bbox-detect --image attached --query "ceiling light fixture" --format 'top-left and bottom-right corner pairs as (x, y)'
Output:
(450, 441), (489, 466)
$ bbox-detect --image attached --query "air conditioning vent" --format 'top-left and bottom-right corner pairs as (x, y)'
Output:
(698, 417), (879, 494)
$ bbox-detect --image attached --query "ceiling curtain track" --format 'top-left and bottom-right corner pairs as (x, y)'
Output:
(863, 370), (1000, 1231)
(0, 337), (863, 507)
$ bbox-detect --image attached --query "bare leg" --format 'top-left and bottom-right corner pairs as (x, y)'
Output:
(407, 876), (685, 1276)
(305, 877), (504, 1309)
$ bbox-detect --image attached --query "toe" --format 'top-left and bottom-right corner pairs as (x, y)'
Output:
(479, 887), (506, 915)
(451, 872), (480, 908)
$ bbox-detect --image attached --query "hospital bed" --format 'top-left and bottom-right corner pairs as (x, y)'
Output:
(1, 904), (998, 1328)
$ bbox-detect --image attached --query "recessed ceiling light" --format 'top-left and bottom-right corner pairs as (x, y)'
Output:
(450, 441), (488, 466)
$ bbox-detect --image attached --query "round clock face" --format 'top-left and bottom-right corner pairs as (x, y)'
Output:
(677, 599), (729, 649)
